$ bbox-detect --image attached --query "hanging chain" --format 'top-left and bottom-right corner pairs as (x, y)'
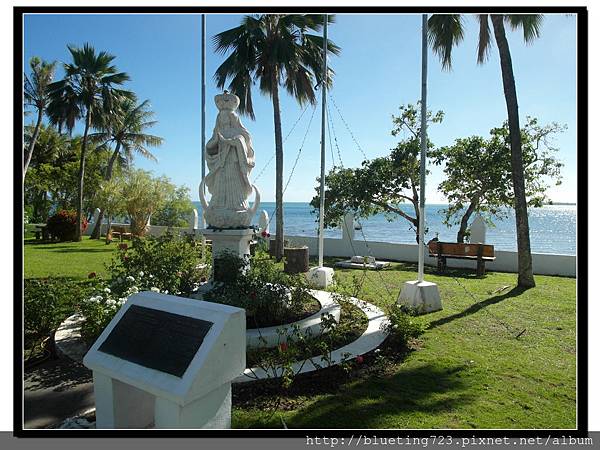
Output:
(328, 93), (368, 161)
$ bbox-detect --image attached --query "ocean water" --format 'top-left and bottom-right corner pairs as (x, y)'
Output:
(192, 202), (577, 255)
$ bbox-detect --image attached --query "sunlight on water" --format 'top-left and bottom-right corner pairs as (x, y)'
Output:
(193, 202), (576, 255)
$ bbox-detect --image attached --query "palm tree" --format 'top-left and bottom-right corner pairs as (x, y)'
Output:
(23, 57), (56, 179)
(427, 14), (542, 288)
(88, 98), (164, 239)
(213, 14), (340, 261)
(48, 43), (133, 241)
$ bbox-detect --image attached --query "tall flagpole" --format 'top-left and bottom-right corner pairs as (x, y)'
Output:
(417, 13), (428, 283)
(318, 15), (328, 268)
(201, 14), (207, 228)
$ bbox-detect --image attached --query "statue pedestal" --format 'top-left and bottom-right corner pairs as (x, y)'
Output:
(202, 228), (255, 283)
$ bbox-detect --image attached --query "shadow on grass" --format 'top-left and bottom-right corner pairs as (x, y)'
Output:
(43, 247), (116, 254)
(284, 363), (474, 429)
(428, 286), (528, 330)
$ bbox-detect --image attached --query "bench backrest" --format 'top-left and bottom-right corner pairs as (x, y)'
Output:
(428, 241), (495, 257)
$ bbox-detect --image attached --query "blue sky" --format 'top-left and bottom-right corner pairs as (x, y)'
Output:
(23, 13), (577, 203)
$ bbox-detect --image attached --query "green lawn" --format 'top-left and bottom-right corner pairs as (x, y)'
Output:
(23, 240), (577, 429)
(232, 260), (576, 429)
(24, 237), (119, 279)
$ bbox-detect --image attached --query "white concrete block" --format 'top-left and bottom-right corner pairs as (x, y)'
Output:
(398, 280), (442, 314)
(307, 266), (335, 289)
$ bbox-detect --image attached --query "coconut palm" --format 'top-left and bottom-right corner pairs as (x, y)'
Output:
(48, 43), (133, 241)
(427, 14), (543, 288)
(88, 98), (164, 239)
(23, 57), (56, 179)
(213, 14), (340, 261)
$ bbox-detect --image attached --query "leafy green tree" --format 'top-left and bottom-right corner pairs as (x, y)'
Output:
(121, 170), (170, 237)
(96, 177), (126, 243)
(48, 43), (133, 241)
(428, 14), (543, 287)
(431, 117), (564, 243)
(152, 186), (194, 228)
(88, 98), (164, 238)
(310, 104), (443, 242)
(23, 56), (56, 179)
(213, 14), (341, 261)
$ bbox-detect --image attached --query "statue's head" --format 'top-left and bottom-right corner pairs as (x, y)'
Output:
(215, 90), (240, 112)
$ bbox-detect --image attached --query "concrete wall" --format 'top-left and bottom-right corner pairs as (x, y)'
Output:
(86, 210), (575, 278)
(280, 234), (576, 278)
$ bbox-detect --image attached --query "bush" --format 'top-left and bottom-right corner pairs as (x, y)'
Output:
(383, 303), (427, 351)
(46, 209), (88, 241)
(24, 278), (100, 359)
(205, 250), (314, 328)
(107, 232), (210, 298)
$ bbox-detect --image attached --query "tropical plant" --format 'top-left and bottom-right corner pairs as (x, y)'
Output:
(310, 103), (443, 242)
(120, 169), (170, 236)
(96, 177), (126, 243)
(213, 14), (341, 261)
(431, 117), (564, 243)
(46, 209), (88, 241)
(88, 98), (164, 238)
(23, 56), (56, 179)
(48, 43), (133, 241)
(152, 185), (195, 228)
(427, 13), (544, 287)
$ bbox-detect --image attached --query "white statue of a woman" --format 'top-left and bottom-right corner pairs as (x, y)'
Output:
(200, 91), (260, 228)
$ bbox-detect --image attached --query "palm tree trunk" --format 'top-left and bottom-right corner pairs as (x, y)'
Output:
(90, 143), (121, 239)
(75, 110), (92, 241)
(271, 74), (285, 261)
(457, 201), (477, 243)
(491, 15), (535, 288)
(23, 108), (44, 180)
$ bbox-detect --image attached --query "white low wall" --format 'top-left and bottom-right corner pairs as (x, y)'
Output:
(83, 222), (195, 238)
(281, 234), (576, 278)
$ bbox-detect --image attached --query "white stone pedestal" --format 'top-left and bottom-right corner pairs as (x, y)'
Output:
(202, 228), (254, 282)
(398, 280), (442, 314)
(307, 266), (335, 289)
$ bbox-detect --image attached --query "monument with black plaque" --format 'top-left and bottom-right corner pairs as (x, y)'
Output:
(199, 91), (261, 283)
(83, 291), (245, 429)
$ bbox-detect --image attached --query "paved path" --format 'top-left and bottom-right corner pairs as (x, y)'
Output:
(24, 356), (95, 429)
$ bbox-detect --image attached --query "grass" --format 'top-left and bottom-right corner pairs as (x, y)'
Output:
(24, 237), (119, 279)
(22, 241), (577, 429)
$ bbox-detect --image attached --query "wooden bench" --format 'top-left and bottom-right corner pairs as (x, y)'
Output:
(110, 225), (133, 242)
(427, 240), (496, 277)
(34, 224), (50, 241)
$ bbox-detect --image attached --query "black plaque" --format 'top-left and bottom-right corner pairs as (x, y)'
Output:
(98, 305), (213, 377)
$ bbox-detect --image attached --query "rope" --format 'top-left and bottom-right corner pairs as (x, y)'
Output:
(266, 104), (318, 228)
(252, 103), (312, 184)
(328, 93), (368, 161)
(326, 102), (344, 169)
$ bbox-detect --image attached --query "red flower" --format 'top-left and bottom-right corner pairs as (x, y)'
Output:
(118, 243), (128, 250)
(279, 342), (288, 352)
(261, 230), (267, 238)
(88, 272), (96, 279)
(123, 255), (129, 261)
(266, 233), (271, 238)
(355, 355), (364, 364)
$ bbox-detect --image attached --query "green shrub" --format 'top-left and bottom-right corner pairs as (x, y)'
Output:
(107, 232), (210, 298)
(24, 278), (99, 359)
(46, 209), (88, 241)
(205, 250), (314, 328)
(383, 303), (427, 350)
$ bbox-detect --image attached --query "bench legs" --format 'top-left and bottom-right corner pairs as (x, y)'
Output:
(476, 258), (485, 277)
(437, 256), (447, 272)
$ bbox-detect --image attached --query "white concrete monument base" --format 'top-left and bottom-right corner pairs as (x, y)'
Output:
(307, 266), (335, 289)
(202, 228), (254, 282)
(398, 280), (442, 314)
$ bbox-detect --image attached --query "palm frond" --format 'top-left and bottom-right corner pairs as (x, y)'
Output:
(427, 14), (465, 70)
(476, 14), (493, 64)
(506, 14), (543, 44)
